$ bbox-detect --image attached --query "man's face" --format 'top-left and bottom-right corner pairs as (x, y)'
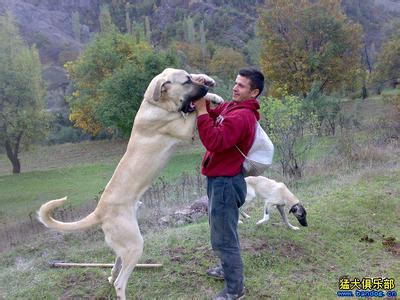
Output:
(232, 75), (259, 102)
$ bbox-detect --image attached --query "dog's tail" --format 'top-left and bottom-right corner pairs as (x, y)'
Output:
(38, 197), (100, 231)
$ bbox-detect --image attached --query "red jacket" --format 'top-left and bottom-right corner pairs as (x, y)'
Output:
(197, 98), (260, 177)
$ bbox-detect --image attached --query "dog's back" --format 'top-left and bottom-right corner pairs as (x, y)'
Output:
(245, 176), (299, 206)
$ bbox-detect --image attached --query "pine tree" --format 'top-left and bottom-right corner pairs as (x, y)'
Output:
(144, 16), (151, 43)
(72, 11), (81, 42)
(99, 4), (115, 33)
(200, 20), (207, 68)
(184, 16), (195, 44)
(125, 3), (132, 34)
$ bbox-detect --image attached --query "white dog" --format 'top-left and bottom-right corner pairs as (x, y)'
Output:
(38, 68), (223, 300)
(240, 176), (308, 230)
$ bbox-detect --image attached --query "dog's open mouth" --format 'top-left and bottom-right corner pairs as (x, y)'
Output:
(179, 99), (197, 114)
(180, 85), (208, 114)
(188, 101), (196, 113)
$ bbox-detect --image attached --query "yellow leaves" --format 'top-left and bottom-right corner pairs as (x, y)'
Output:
(69, 105), (102, 136)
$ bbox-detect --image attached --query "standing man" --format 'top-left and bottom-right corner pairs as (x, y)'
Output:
(194, 67), (265, 300)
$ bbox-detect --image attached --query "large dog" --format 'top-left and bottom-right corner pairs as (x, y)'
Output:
(38, 68), (222, 299)
(240, 176), (308, 230)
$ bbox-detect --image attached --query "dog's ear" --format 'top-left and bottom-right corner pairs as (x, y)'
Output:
(152, 79), (171, 101)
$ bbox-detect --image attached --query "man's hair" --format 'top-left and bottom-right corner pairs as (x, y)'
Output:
(238, 67), (265, 97)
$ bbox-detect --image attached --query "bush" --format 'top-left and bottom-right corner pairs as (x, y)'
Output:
(260, 92), (318, 179)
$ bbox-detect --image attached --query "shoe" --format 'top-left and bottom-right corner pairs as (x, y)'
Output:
(206, 266), (225, 280)
(212, 287), (245, 300)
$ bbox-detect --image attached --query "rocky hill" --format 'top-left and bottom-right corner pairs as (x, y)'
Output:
(1, 0), (399, 119)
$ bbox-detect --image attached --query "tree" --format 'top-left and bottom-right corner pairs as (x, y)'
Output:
(184, 16), (195, 44)
(370, 27), (400, 90)
(199, 20), (207, 69)
(208, 47), (246, 80)
(99, 4), (116, 33)
(258, 0), (363, 96)
(125, 3), (132, 35)
(71, 11), (81, 42)
(65, 29), (176, 136)
(144, 16), (151, 43)
(0, 13), (49, 174)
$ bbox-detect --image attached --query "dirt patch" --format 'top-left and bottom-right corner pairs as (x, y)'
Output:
(382, 236), (400, 256)
(59, 270), (110, 300)
(241, 238), (308, 260)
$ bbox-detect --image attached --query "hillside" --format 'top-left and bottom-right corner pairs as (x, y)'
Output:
(1, 0), (399, 124)
(1, 0), (398, 66)
(0, 93), (399, 299)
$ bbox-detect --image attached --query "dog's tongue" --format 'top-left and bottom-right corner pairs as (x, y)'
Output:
(189, 102), (196, 110)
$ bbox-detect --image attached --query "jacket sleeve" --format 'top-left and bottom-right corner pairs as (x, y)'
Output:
(197, 111), (247, 152)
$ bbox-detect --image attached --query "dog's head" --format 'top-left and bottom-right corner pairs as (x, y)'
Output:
(289, 203), (308, 227)
(144, 68), (213, 113)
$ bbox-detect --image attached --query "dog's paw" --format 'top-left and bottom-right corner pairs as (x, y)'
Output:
(256, 219), (268, 225)
(205, 93), (224, 104)
(238, 219), (244, 224)
(191, 74), (215, 87)
(290, 226), (300, 231)
(108, 276), (115, 284)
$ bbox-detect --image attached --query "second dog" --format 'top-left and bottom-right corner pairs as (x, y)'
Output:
(240, 176), (308, 230)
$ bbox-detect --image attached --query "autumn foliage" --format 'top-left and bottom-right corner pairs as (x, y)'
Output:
(257, 0), (363, 96)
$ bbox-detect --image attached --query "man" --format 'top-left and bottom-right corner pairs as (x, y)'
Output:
(194, 67), (265, 300)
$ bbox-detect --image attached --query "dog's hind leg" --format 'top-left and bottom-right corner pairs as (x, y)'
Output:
(108, 256), (122, 284)
(113, 224), (144, 300)
(277, 205), (299, 230)
(256, 202), (273, 225)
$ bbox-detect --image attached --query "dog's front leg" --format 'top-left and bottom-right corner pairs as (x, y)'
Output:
(256, 202), (273, 225)
(277, 205), (299, 230)
(204, 92), (224, 105)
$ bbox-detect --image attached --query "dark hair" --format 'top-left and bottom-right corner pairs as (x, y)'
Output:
(238, 67), (265, 97)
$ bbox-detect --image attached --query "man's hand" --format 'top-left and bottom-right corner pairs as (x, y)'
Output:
(194, 98), (208, 116)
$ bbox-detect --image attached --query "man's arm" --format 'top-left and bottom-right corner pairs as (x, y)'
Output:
(196, 110), (246, 152)
(194, 98), (208, 116)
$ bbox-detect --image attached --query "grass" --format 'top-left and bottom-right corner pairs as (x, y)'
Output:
(1, 164), (399, 299)
(0, 148), (203, 223)
(1, 92), (399, 299)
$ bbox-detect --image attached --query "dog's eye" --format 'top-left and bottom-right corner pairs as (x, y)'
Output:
(183, 77), (192, 85)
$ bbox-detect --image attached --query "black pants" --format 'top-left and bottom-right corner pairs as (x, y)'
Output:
(207, 173), (246, 294)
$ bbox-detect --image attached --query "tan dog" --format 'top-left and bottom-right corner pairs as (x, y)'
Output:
(240, 176), (308, 230)
(38, 68), (223, 300)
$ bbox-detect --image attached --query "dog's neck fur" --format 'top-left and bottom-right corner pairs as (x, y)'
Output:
(96, 100), (196, 211)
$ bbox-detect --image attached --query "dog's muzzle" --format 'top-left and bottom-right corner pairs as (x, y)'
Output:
(179, 85), (209, 114)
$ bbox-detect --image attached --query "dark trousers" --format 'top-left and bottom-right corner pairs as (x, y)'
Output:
(207, 173), (246, 294)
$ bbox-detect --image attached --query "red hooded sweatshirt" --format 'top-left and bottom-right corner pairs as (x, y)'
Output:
(197, 98), (260, 177)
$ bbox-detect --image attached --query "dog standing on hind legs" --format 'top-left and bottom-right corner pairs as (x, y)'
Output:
(38, 68), (223, 300)
(240, 176), (308, 230)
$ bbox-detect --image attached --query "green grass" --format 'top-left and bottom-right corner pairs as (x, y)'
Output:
(0, 149), (203, 222)
(1, 91), (399, 299)
(1, 166), (399, 299)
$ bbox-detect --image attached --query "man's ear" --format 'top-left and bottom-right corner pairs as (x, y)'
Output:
(250, 88), (260, 98)
(152, 80), (171, 101)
